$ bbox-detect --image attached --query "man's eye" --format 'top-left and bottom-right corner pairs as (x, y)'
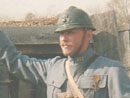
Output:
(68, 31), (75, 35)
(67, 31), (71, 34)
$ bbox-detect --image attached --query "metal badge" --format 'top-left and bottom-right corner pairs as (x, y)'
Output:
(62, 14), (69, 23)
(76, 57), (84, 62)
(93, 75), (100, 91)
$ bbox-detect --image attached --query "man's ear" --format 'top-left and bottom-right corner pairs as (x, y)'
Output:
(85, 29), (93, 41)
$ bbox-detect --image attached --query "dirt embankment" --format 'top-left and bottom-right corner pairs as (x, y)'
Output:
(0, 17), (58, 27)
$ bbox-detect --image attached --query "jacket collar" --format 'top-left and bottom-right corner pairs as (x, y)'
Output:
(69, 44), (96, 66)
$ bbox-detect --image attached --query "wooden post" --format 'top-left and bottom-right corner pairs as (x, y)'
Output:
(118, 24), (130, 76)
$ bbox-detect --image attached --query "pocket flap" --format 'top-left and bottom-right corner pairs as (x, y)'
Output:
(78, 75), (107, 89)
(47, 75), (66, 88)
(46, 60), (67, 88)
(98, 75), (107, 88)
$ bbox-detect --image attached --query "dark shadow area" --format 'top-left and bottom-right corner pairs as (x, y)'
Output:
(93, 31), (124, 61)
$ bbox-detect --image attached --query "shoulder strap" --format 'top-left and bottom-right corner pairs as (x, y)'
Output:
(65, 58), (84, 98)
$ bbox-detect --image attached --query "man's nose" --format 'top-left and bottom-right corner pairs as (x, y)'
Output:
(60, 32), (68, 41)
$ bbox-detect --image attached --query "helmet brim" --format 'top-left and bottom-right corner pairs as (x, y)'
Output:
(55, 24), (96, 33)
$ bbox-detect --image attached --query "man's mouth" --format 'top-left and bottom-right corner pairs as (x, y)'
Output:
(62, 44), (71, 49)
(62, 45), (69, 48)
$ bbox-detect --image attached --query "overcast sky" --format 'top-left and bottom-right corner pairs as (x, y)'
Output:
(0, 0), (109, 20)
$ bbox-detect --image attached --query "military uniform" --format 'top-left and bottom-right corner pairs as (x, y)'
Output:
(0, 30), (130, 98)
(0, 6), (130, 98)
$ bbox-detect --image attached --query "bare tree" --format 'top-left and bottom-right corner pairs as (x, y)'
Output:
(107, 0), (130, 24)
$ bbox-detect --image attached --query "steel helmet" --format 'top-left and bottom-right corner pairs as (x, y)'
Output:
(55, 6), (96, 33)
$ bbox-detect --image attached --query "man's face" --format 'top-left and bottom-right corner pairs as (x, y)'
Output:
(59, 28), (86, 56)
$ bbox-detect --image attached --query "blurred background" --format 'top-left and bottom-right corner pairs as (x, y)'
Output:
(0, 0), (129, 25)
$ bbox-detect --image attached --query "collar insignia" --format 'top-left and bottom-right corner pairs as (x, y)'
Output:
(76, 56), (84, 62)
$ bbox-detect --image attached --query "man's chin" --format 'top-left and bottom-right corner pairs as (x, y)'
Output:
(62, 51), (75, 56)
(63, 54), (70, 57)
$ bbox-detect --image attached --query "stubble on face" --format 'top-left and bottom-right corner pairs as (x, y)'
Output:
(61, 43), (77, 56)
(59, 29), (85, 56)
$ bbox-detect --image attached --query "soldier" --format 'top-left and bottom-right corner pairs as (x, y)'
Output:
(0, 6), (130, 98)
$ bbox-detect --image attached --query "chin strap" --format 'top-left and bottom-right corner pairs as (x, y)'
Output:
(65, 57), (84, 98)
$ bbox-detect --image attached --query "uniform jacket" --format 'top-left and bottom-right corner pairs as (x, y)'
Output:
(0, 31), (130, 98)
